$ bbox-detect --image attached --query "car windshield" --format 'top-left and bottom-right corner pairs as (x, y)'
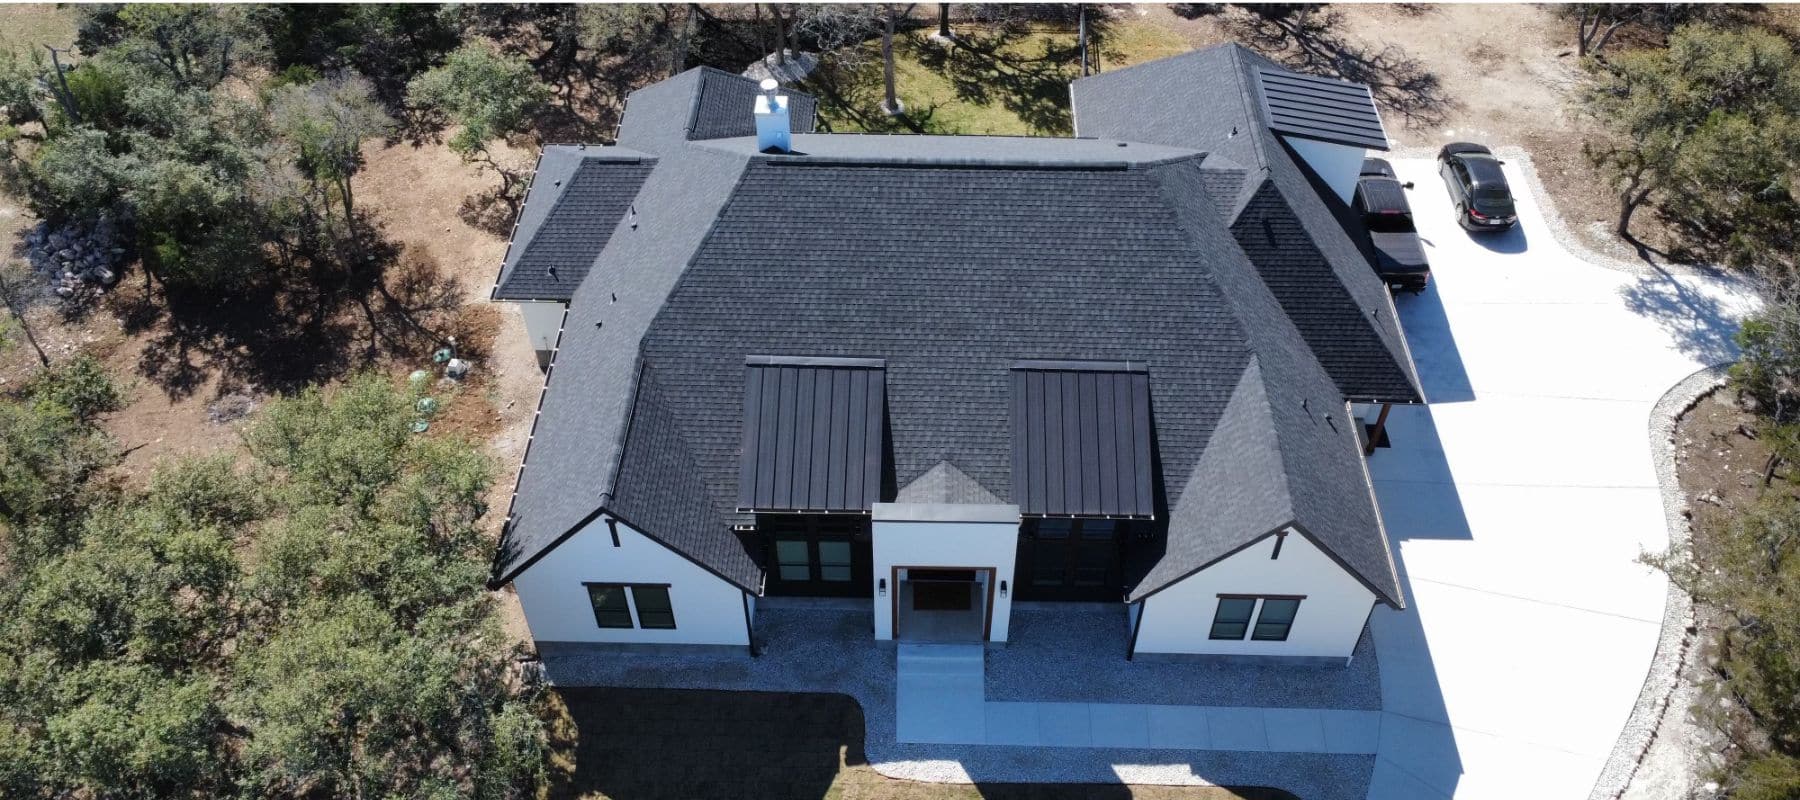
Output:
(1365, 212), (1415, 233)
(1475, 184), (1511, 201)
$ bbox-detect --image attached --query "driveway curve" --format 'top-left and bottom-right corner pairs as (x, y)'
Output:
(1364, 158), (1759, 800)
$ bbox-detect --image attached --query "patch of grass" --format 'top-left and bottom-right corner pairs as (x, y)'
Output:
(816, 19), (1188, 137)
(547, 687), (1297, 800)
(0, 5), (77, 56)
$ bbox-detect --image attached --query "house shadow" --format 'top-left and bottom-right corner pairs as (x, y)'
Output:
(1617, 264), (1747, 367)
(1391, 286), (1473, 405)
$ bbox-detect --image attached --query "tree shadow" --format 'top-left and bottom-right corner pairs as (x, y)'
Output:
(130, 213), (464, 402)
(1221, 5), (1459, 130)
(909, 23), (1093, 136)
(1618, 265), (1746, 367)
(458, 188), (521, 239)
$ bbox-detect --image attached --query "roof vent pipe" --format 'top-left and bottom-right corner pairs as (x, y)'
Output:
(755, 78), (792, 154)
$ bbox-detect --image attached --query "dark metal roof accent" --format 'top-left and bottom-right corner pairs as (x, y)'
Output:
(1011, 367), (1155, 518)
(1013, 359), (1149, 373)
(1254, 68), (1389, 151)
(738, 360), (885, 513)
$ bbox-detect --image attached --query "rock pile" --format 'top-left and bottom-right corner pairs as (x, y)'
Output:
(23, 212), (130, 298)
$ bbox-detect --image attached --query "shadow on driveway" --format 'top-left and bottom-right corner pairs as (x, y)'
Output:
(1618, 265), (1746, 367)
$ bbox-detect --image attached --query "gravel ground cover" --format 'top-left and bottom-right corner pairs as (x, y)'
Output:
(988, 603), (1379, 710)
(542, 605), (1374, 798)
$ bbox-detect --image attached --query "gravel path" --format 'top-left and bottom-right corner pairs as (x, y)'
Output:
(543, 605), (1375, 799)
(1589, 366), (1726, 800)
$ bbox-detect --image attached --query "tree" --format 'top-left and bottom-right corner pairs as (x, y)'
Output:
(1560, 4), (1741, 59)
(407, 44), (551, 214)
(268, 75), (394, 235)
(1582, 24), (1800, 266)
(78, 3), (263, 89)
(879, 4), (916, 115)
(0, 371), (547, 799)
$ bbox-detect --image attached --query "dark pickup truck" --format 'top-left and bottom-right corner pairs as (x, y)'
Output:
(1353, 158), (1431, 293)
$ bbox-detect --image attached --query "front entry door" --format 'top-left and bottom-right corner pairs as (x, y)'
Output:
(895, 567), (989, 643)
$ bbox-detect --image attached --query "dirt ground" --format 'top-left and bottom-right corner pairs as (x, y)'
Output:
(547, 687), (1296, 800)
(1658, 388), (1800, 797)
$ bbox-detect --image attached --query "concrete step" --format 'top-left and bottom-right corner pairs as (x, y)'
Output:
(896, 643), (985, 676)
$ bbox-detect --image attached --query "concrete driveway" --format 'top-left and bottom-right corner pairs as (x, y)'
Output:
(1365, 158), (1759, 799)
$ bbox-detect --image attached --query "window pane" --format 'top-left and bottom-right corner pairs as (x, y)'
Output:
(775, 540), (809, 565)
(587, 585), (633, 629)
(818, 540), (852, 566)
(1208, 598), (1256, 640)
(1252, 598), (1300, 641)
(778, 564), (811, 581)
(820, 565), (852, 582)
(1079, 520), (1117, 539)
(1033, 566), (1063, 586)
(632, 586), (676, 630)
(1034, 519), (1072, 539)
(1073, 566), (1107, 586)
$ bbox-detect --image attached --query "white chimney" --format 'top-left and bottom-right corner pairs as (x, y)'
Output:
(754, 78), (791, 153)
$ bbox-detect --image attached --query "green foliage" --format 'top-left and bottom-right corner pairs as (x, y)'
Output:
(1734, 308), (1800, 419)
(0, 373), (115, 545)
(1734, 752), (1800, 800)
(406, 43), (550, 159)
(0, 47), (44, 127)
(0, 372), (546, 799)
(27, 354), (120, 422)
(249, 4), (462, 106)
(98, 4), (263, 89)
(1583, 24), (1800, 271)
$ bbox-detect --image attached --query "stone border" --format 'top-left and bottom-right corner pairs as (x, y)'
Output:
(1383, 145), (1724, 279)
(1587, 364), (1727, 800)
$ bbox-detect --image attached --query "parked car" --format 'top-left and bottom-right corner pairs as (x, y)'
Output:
(1353, 157), (1430, 293)
(1436, 142), (1517, 231)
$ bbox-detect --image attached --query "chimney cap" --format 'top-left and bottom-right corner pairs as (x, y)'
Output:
(759, 78), (779, 93)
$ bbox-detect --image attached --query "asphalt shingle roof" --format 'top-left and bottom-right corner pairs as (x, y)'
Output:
(491, 149), (655, 301)
(1070, 44), (1423, 404)
(488, 52), (1409, 608)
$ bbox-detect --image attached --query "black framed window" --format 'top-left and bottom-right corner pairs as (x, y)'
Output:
(585, 583), (676, 630)
(1208, 597), (1256, 640)
(633, 586), (676, 630)
(1252, 598), (1301, 641)
(587, 584), (633, 629)
(759, 515), (873, 597)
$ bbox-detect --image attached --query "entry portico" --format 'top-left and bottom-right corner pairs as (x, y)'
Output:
(871, 502), (1019, 644)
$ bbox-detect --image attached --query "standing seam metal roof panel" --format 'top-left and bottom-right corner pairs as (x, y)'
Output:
(1011, 364), (1154, 518)
(1254, 68), (1389, 151)
(738, 359), (885, 512)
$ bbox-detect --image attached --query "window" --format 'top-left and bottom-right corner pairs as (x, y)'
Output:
(775, 540), (810, 581)
(818, 540), (853, 582)
(587, 584), (633, 629)
(1252, 598), (1301, 641)
(633, 586), (676, 629)
(585, 583), (676, 630)
(1208, 597), (1256, 640)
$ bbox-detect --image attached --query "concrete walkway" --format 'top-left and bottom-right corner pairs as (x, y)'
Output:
(1365, 158), (1760, 800)
(896, 643), (1380, 754)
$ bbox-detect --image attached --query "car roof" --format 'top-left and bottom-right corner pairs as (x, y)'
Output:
(1462, 155), (1508, 186)
(1357, 176), (1411, 214)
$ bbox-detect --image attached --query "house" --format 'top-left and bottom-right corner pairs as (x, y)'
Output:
(486, 45), (1423, 666)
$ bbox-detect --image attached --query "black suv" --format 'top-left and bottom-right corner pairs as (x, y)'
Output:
(1353, 158), (1430, 293)
(1437, 142), (1517, 231)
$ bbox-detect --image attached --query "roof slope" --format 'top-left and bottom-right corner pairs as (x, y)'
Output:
(1253, 66), (1389, 150)
(1070, 43), (1423, 404)
(618, 66), (816, 153)
(491, 150), (655, 301)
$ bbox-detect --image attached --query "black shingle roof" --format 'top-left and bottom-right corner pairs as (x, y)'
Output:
(488, 50), (1409, 608)
(1070, 44), (1423, 404)
(491, 151), (655, 301)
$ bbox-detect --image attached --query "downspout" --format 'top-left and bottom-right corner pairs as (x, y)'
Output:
(742, 592), (758, 657)
(1126, 599), (1146, 660)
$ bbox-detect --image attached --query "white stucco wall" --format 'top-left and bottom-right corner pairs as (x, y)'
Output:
(516, 301), (567, 355)
(511, 515), (751, 646)
(871, 503), (1020, 642)
(1134, 527), (1376, 660)
(1281, 136), (1366, 205)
